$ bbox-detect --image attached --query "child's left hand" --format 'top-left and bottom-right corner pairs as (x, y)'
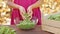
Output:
(27, 6), (33, 19)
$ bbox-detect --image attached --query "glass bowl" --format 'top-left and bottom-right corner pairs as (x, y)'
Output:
(15, 17), (38, 30)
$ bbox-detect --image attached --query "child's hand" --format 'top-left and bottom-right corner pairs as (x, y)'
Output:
(19, 6), (26, 19)
(27, 6), (33, 19)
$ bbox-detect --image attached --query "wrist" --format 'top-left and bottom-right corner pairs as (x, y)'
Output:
(19, 6), (24, 9)
(29, 6), (33, 10)
(30, 5), (35, 9)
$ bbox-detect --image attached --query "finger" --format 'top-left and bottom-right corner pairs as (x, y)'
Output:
(22, 16), (24, 19)
(21, 14), (26, 19)
(29, 15), (32, 19)
(29, 11), (33, 16)
(20, 8), (26, 15)
(27, 8), (32, 14)
(27, 10), (31, 15)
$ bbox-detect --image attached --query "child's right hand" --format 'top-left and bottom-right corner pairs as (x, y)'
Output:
(19, 6), (26, 19)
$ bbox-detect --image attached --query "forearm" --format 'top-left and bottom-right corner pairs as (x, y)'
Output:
(30, 0), (43, 9)
(6, 0), (20, 9)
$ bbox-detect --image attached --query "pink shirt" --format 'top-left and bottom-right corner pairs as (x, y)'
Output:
(11, 0), (41, 25)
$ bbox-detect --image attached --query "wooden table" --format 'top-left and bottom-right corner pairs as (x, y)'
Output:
(9, 25), (53, 34)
